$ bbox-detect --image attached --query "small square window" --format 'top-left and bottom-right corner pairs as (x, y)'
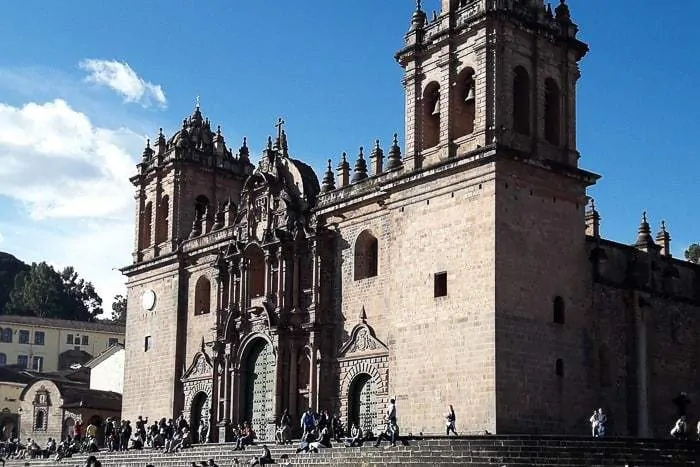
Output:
(34, 332), (45, 346)
(108, 338), (119, 347)
(18, 330), (29, 344)
(434, 272), (447, 298)
(81, 336), (89, 346)
(144, 336), (152, 352)
(66, 334), (74, 345)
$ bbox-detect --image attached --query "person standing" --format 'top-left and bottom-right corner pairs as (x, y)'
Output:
(445, 405), (457, 436)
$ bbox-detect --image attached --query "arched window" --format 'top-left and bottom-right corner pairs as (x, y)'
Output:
(35, 410), (45, 430)
(544, 78), (561, 145)
(513, 66), (531, 135)
(0, 353), (6, 365)
(454, 68), (476, 138)
(422, 82), (441, 149)
(599, 345), (611, 387)
(194, 276), (211, 315)
(555, 358), (564, 377)
(195, 195), (210, 219)
(553, 296), (565, 324)
(1, 329), (12, 343)
(248, 246), (266, 299)
(354, 230), (379, 281)
(155, 195), (169, 245)
(139, 201), (153, 250)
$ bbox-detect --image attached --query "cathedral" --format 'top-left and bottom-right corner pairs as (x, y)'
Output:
(121, 0), (700, 439)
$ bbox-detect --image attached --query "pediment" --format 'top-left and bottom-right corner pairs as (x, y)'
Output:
(338, 323), (388, 359)
(181, 350), (213, 381)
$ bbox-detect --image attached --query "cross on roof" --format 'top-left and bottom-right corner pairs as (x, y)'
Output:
(275, 118), (285, 142)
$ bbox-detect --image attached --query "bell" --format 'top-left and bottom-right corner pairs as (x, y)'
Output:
(465, 86), (475, 103)
(431, 96), (441, 116)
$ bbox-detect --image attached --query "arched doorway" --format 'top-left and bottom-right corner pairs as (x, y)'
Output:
(190, 392), (208, 443)
(0, 414), (17, 441)
(243, 339), (275, 440)
(63, 417), (75, 440)
(348, 373), (376, 433)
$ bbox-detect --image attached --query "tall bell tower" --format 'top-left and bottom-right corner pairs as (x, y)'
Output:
(397, 1), (603, 433)
(397, 0), (587, 170)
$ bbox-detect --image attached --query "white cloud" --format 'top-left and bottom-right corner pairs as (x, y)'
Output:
(0, 99), (143, 220)
(0, 98), (145, 305)
(79, 59), (167, 108)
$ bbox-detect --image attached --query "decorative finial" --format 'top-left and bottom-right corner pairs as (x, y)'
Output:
(386, 133), (403, 171)
(321, 159), (336, 193)
(342, 152), (347, 163)
(416, 0), (422, 11)
(267, 136), (273, 150)
(159, 128), (164, 137)
(195, 95), (200, 109)
(217, 125), (221, 136)
(352, 146), (368, 183)
(242, 136), (248, 148)
(635, 210), (653, 248)
(200, 336), (205, 353)
(661, 220), (667, 232)
(642, 211), (648, 223)
(590, 198), (596, 211)
(360, 306), (367, 324)
(146, 138), (150, 148)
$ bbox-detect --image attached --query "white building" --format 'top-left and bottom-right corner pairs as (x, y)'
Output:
(84, 344), (125, 394)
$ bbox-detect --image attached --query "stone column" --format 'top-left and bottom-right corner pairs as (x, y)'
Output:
(309, 239), (319, 317)
(230, 367), (241, 427)
(240, 259), (249, 311)
(289, 346), (298, 419)
(292, 252), (300, 311)
(276, 247), (286, 312)
(308, 339), (318, 412)
(264, 250), (272, 298)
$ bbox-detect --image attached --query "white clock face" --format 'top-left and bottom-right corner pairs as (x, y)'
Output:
(141, 290), (156, 311)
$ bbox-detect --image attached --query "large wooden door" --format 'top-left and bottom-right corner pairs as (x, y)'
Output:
(244, 340), (275, 440)
(349, 373), (376, 433)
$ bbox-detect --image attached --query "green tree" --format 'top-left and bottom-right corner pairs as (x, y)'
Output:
(685, 244), (700, 264)
(7, 262), (69, 318)
(6, 262), (102, 321)
(59, 266), (103, 320)
(0, 252), (29, 314)
(111, 294), (127, 324)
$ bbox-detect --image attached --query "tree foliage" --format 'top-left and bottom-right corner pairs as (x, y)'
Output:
(0, 252), (29, 314)
(5, 260), (102, 321)
(111, 295), (127, 324)
(685, 244), (700, 264)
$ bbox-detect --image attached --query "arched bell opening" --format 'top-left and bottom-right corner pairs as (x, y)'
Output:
(422, 82), (441, 149)
(454, 68), (476, 138)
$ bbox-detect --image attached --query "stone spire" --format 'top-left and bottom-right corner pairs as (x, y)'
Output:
(634, 211), (655, 249)
(370, 139), (384, 176)
(656, 221), (671, 257)
(386, 133), (403, 171)
(555, 0), (571, 22)
(156, 128), (166, 156)
(410, 0), (426, 31)
(337, 152), (350, 187)
(214, 125), (226, 155)
(238, 137), (250, 163)
(351, 146), (368, 183)
(584, 199), (600, 238)
(320, 159), (336, 193)
(141, 139), (154, 162)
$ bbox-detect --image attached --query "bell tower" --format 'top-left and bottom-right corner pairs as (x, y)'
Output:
(397, 0), (587, 170)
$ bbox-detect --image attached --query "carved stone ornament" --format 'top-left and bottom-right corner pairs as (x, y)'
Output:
(338, 322), (388, 359)
(182, 351), (213, 381)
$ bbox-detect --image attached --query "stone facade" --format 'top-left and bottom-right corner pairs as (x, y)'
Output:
(120, 0), (700, 439)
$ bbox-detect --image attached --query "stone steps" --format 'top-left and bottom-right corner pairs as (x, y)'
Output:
(6, 436), (698, 466)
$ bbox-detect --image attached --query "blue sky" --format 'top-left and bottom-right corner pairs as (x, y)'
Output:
(0, 1), (698, 309)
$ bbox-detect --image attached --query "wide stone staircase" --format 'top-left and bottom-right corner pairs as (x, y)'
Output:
(6, 436), (699, 466)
